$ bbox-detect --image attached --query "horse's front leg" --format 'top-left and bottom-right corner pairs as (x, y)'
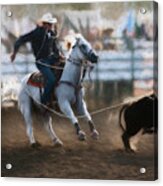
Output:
(77, 98), (99, 140)
(58, 99), (86, 141)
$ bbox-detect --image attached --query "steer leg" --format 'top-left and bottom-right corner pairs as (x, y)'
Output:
(122, 131), (134, 153)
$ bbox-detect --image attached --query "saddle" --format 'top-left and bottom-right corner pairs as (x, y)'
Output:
(27, 71), (63, 112)
(27, 72), (45, 88)
(27, 62), (65, 88)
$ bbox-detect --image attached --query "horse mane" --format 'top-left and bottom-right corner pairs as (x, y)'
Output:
(64, 33), (83, 52)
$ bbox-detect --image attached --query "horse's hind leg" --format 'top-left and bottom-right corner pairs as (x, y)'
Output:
(77, 99), (99, 140)
(42, 113), (63, 147)
(58, 99), (86, 141)
(18, 92), (38, 147)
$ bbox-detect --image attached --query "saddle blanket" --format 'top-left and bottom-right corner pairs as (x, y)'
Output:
(27, 72), (45, 88)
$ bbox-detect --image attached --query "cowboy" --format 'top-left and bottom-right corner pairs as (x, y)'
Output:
(11, 13), (63, 106)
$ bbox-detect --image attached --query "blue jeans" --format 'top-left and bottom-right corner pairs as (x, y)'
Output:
(36, 56), (57, 105)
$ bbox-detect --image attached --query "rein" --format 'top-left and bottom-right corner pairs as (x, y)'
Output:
(36, 56), (94, 84)
(36, 60), (64, 70)
(67, 57), (82, 67)
(35, 57), (93, 70)
(59, 57), (84, 94)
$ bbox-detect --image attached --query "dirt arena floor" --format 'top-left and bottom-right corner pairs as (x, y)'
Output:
(1, 105), (158, 180)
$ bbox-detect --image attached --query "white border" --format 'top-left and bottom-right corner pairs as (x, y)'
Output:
(1, 0), (162, 186)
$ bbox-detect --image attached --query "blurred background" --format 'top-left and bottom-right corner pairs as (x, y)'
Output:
(1, 1), (158, 109)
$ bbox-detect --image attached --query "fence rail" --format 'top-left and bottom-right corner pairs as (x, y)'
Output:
(1, 48), (154, 84)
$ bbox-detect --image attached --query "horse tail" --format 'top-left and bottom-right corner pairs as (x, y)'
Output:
(119, 104), (128, 132)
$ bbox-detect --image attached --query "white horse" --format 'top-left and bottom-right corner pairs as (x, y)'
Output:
(18, 34), (99, 147)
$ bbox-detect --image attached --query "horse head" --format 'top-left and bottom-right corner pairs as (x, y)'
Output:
(69, 34), (99, 65)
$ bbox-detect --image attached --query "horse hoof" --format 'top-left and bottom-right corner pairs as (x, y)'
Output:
(78, 130), (86, 141)
(91, 129), (99, 140)
(53, 138), (63, 148)
(31, 141), (41, 148)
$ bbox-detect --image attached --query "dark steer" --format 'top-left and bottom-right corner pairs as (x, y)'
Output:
(119, 93), (158, 152)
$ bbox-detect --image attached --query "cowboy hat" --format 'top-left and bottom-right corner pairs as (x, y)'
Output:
(40, 13), (57, 24)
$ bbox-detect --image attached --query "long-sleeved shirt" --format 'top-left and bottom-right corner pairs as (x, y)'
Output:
(14, 26), (60, 60)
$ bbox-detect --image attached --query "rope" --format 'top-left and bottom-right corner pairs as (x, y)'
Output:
(10, 55), (153, 119)
(24, 85), (154, 119)
(24, 87), (125, 119)
(36, 59), (94, 70)
(36, 60), (64, 70)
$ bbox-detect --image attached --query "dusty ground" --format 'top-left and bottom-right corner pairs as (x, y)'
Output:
(1, 106), (158, 180)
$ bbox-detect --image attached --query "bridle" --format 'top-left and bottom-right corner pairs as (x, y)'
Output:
(67, 38), (96, 68)
(59, 38), (95, 91)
